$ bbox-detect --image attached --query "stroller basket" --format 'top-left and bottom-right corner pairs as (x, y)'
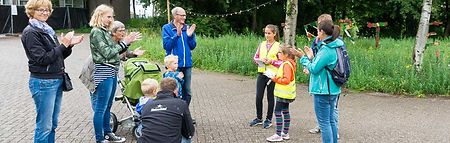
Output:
(122, 58), (162, 105)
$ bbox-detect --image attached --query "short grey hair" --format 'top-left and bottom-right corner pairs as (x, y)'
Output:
(111, 21), (125, 33)
(171, 7), (184, 17)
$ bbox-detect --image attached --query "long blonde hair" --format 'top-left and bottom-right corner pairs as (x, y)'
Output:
(89, 4), (114, 29)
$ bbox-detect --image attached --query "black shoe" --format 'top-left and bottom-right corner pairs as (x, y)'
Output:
(192, 118), (196, 125)
(105, 133), (126, 142)
(249, 118), (263, 126)
(263, 118), (272, 129)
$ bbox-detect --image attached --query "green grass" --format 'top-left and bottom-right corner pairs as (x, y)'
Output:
(55, 25), (92, 34)
(131, 31), (450, 96)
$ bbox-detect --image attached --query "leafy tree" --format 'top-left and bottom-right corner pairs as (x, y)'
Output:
(138, 0), (450, 38)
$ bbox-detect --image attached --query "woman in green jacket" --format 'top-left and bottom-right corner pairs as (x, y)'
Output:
(88, 4), (141, 143)
(294, 20), (342, 143)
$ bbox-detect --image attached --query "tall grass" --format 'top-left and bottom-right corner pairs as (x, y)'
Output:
(132, 32), (450, 96)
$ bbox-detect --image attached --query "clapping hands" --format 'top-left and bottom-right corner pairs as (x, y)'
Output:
(176, 24), (196, 37)
(123, 32), (142, 45)
(290, 46), (314, 60)
(60, 31), (84, 48)
(304, 46), (314, 60)
(177, 72), (184, 79)
(290, 47), (304, 58)
(132, 46), (145, 56)
(60, 31), (73, 47)
(71, 34), (84, 45)
(187, 24), (196, 37)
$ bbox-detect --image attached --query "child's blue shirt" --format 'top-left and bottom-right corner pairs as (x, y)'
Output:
(163, 71), (183, 98)
(136, 96), (154, 114)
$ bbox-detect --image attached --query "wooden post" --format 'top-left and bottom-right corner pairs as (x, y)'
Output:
(367, 22), (387, 48)
(167, 0), (170, 23)
(375, 27), (380, 48)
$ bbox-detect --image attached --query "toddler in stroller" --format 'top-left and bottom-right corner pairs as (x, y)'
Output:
(110, 57), (161, 139)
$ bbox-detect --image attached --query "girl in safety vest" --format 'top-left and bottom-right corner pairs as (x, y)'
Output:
(250, 24), (282, 129)
(264, 45), (297, 142)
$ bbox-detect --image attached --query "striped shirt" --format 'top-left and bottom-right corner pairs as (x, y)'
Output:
(93, 64), (118, 87)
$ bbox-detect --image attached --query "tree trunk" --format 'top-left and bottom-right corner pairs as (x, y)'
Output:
(283, 0), (298, 47)
(251, 10), (257, 32)
(132, 0), (136, 18)
(445, 0), (450, 36)
(413, 0), (433, 72)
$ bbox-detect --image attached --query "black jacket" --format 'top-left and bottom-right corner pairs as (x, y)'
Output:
(21, 25), (72, 79)
(138, 90), (195, 143)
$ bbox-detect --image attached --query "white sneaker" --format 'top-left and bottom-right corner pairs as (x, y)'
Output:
(309, 126), (321, 134)
(281, 132), (290, 140)
(266, 134), (283, 142)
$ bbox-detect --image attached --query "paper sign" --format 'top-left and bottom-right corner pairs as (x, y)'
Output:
(11, 5), (17, 15)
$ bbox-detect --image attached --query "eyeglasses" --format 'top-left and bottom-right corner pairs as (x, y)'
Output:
(35, 8), (51, 14)
(116, 29), (127, 33)
(176, 14), (186, 17)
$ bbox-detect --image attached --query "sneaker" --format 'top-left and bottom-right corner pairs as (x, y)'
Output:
(309, 126), (321, 134)
(281, 132), (290, 140)
(266, 134), (283, 142)
(263, 119), (272, 129)
(249, 118), (263, 126)
(105, 133), (126, 142)
(96, 140), (108, 143)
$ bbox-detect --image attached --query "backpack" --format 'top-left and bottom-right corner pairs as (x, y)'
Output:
(327, 44), (351, 86)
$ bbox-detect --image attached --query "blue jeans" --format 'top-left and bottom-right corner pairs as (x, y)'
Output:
(29, 77), (63, 143)
(316, 95), (339, 130)
(314, 94), (338, 143)
(90, 76), (117, 141)
(178, 67), (192, 106)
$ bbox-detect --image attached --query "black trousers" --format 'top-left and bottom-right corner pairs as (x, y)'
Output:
(255, 73), (275, 120)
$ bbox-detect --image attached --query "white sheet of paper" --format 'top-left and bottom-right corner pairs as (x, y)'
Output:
(256, 59), (265, 67)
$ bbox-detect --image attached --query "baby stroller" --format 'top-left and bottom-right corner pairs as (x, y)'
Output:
(110, 57), (162, 139)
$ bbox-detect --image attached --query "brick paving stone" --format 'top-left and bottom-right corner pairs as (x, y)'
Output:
(2, 36), (450, 143)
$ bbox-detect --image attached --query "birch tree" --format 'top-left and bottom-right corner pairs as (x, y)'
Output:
(413, 0), (433, 72)
(283, 0), (298, 47)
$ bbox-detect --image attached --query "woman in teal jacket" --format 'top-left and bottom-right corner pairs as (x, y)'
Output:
(294, 20), (342, 143)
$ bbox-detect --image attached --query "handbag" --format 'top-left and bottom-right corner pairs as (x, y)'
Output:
(62, 72), (73, 92)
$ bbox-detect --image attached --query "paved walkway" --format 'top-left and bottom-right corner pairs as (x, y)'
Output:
(1, 36), (450, 143)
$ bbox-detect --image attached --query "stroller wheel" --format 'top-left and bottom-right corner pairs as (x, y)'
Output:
(133, 124), (143, 139)
(110, 112), (118, 133)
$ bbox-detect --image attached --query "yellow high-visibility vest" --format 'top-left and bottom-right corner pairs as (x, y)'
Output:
(257, 41), (280, 73)
(274, 61), (296, 99)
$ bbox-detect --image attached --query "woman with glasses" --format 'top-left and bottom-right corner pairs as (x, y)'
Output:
(21, 0), (83, 142)
(111, 21), (145, 60)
